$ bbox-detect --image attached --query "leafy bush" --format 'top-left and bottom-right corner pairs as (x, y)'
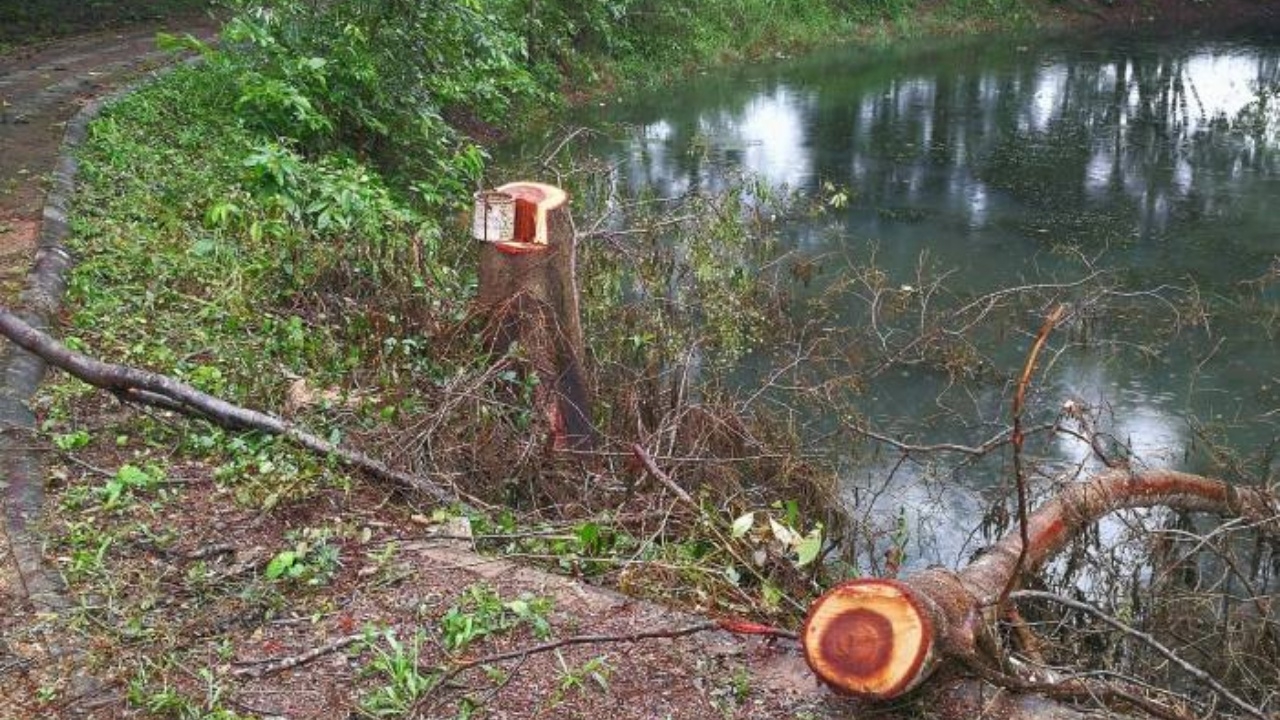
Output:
(219, 0), (540, 193)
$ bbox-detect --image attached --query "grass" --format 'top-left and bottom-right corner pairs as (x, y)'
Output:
(6, 1), (1097, 715)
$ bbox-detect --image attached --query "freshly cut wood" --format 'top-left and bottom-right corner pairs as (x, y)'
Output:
(801, 579), (934, 698)
(476, 181), (594, 451)
(802, 469), (1279, 702)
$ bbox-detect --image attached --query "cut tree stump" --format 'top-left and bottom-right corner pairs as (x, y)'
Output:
(475, 181), (594, 451)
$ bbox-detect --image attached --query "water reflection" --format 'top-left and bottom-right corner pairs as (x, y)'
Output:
(1052, 357), (1187, 470)
(617, 34), (1280, 254)
(585, 28), (1280, 567)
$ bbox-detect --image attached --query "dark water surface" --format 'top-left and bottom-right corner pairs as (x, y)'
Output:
(555, 28), (1280, 565)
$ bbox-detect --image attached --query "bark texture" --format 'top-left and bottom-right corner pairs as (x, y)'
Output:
(476, 181), (593, 451)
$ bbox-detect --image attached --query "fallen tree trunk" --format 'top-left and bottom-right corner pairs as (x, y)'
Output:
(0, 307), (456, 504)
(803, 469), (1279, 708)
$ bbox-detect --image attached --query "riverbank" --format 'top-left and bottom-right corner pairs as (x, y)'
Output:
(2, 1), (1277, 717)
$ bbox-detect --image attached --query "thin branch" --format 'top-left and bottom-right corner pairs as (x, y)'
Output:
(1012, 589), (1269, 720)
(630, 443), (695, 506)
(231, 633), (364, 679)
(850, 421), (1058, 457)
(439, 618), (794, 682)
(445, 622), (720, 677)
(999, 303), (1066, 609)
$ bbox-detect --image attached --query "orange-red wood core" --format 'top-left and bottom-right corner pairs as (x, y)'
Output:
(493, 182), (566, 252)
(802, 579), (934, 699)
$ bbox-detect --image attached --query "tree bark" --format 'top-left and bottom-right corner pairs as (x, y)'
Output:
(802, 469), (1279, 701)
(476, 181), (594, 451)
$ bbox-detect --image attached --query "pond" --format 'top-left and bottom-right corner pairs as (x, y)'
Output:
(533, 26), (1280, 568)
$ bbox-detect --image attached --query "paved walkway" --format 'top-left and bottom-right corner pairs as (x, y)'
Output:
(0, 19), (216, 301)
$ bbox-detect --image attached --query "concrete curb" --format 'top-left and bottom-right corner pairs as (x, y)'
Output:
(1, 66), (175, 611)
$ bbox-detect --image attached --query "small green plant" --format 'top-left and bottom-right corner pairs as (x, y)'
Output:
(127, 663), (252, 719)
(53, 429), (91, 451)
(358, 629), (437, 718)
(264, 526), (341, 586)
(551, 652), (611, 703)
(62, 520), (114, 581)
(100, 463), (164, 509)
(438, 584), (552, 652)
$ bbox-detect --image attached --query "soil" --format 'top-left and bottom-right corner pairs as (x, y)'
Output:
(0, 432), (834, 718)
(2, 2), (1279, 718)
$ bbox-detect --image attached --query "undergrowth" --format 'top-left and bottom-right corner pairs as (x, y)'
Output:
(14, 1), (1124, 715)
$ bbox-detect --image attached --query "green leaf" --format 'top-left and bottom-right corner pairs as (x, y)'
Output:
(576, 522), (600, 552)
(730, 512), (755, 539)
(265, 550), (297, 579)
(761, 582), (783, 608)
(53, 430), (91, 451)
(795, 528), (823, 568)
(115, 464), (153, 488)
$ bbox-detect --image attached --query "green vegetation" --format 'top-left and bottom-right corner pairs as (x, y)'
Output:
(359, 629), (437, 717)
(57, 0), (932, 622)
(14, 0), (1061, 715)
(439, 584), (553, 651)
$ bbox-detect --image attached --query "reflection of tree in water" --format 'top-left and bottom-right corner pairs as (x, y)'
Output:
(617, 35), (1280, 260)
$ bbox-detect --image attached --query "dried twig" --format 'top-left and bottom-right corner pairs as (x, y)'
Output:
(438, 618), (794, 681)
(231, 633), (364, 679)
(445, 622), (721, 677)
(630, 443), (695, 506)
(1012, 589), (1269, 720)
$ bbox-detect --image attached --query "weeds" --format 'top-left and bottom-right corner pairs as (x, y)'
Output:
(439, 585), (553, 652)
(359, 629), (437, 718)
(264, 526), (341, 586)
(551, 652), (611, 704)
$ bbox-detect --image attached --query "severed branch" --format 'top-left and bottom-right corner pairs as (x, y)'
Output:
(802, 467), (1280, 702)
(0, 308), (455, 504)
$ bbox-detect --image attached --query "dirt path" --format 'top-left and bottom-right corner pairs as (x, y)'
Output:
(0, 17), (218, 302)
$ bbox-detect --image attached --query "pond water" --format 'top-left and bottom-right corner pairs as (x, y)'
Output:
(548, 27), (1280, 566)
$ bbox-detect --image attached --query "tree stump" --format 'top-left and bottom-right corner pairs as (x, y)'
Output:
(476, 181), (594, 451)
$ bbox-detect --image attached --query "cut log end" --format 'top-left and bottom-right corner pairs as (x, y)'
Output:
(496, 181), (568, 246)
(802, 579), (935, 699)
